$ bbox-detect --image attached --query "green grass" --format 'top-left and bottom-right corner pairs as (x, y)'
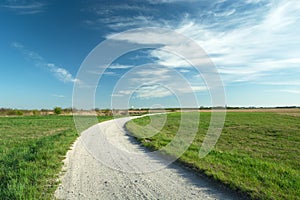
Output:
(126, 112), (300, 200)
(0, 115), (112, 199)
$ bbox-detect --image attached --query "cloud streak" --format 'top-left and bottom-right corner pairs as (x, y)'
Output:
(11, 42), (78, 83)
(2, 0), (45, 15)
(82, 0), (299, 107)
(111, 66), (207, 100)
(104, 0), (300, 88)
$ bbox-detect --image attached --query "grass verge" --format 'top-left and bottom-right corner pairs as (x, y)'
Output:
(0, 115), (112, 199)
(126, 112), (300, 200)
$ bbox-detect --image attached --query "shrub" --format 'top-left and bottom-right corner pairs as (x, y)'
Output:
(7, 109), (23, 116)
(16, 110), (23, 115)
(54, 107), (62, 115)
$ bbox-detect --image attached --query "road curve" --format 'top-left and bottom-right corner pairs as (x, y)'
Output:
(55, 117), (241, 200)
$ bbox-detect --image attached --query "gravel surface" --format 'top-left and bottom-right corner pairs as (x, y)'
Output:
(55, 117), (242, 200)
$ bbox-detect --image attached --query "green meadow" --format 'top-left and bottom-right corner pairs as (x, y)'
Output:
(1, 111), (299, 199)
(0, 115), (111, 199)
(126, 111), (300, 200)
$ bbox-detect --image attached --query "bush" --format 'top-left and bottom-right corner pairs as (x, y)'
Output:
(54, 107), (62, 115)
(16, 110), (23, 115)
(7, 110), (23, 116)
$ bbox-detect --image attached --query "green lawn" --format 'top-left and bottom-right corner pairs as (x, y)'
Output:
(0, 115), (111, 200)
(126, 112), (300, 200)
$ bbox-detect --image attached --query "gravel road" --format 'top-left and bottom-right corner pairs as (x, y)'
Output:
(55, 117), (242, 200)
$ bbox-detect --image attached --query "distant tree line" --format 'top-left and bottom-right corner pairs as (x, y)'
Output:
(0, 106), (299, 116)
(0, 107), (73, 116)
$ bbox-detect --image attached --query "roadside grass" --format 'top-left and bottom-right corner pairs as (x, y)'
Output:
(126, 112), (300, 200)
(0, 115), (112, 199)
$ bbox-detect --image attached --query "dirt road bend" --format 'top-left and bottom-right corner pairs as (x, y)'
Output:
(55, 117), (241, 200)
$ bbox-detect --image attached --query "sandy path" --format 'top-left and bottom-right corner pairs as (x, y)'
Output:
(55, 117), (242, 200)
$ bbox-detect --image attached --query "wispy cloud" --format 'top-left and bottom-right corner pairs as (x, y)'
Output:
(52, 94), (65, 98)
(134, 85), (172, 99)
(82, 0), (192, 31)
(111, 66), (207, 100)
(147, 0), (199, 4)
(112, 83), (206, 99)
(280, 89), (300, 94)
(105, 0), (300, 87)
(112, 86), (172, 99)
(109, 64), (134, 69)
(107, 16), (158, 30)
(88, 70), (119, 77)
(47, 63), (79, 83)
(2, 0), (45, 15)
(84, 15), (165, 31)
(260, 81), (300, 86)
(82, 0), (299, 106)
(11, 42), (79, 83)
(176, 1), (300, 83)
(103, 71), (118, 76)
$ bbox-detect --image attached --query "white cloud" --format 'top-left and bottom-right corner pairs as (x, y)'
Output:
(214, 9), (236, 17)
(126, 67), (173, 86)
(108, 16), (158, 30)
(135, 67), (170, 76)
(147, 0), (198, 3)
(260, 81), (300, 86)
(12, 42), (78, 83)
(2, 1), (45, 15)
(103, 71), (118, 76)
(280, 89), (300, 94)
(245, 0), (264, 4)
(109, 64), (134, 69)
(150, 50), (191, 68)
(52, 94), (65, 98)
(107, 28), (212, 70)
(179, 69), (190, 73)
(107, 0), (300, 86)
(87, 69), (118, 76)
(51, 66), (79, 83)
(111, 89), (134, 97)
(111, 64), (208, 100)
(134, 85), (172, 99)
(85, 14), (163, 31)
(97, 0), (299, 107)
(190, 86), (207, 92)
(113, 83), (207, 99)
(106, 29), (177, 45)
(261, 0), (300, 30)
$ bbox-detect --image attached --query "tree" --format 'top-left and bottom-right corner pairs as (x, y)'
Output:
(7, 109), (23, 116)
(54, 107), (62, 115)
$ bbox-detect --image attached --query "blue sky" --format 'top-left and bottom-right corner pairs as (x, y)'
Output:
(0, 0), (299, 109)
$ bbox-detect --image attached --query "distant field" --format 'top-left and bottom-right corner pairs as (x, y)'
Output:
(126, 111), (300, 200)
(0, 115), (112, 199)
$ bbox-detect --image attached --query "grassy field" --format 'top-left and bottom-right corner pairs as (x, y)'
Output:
(0, 115), (111, 200)
(126, 111), (300, 199)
